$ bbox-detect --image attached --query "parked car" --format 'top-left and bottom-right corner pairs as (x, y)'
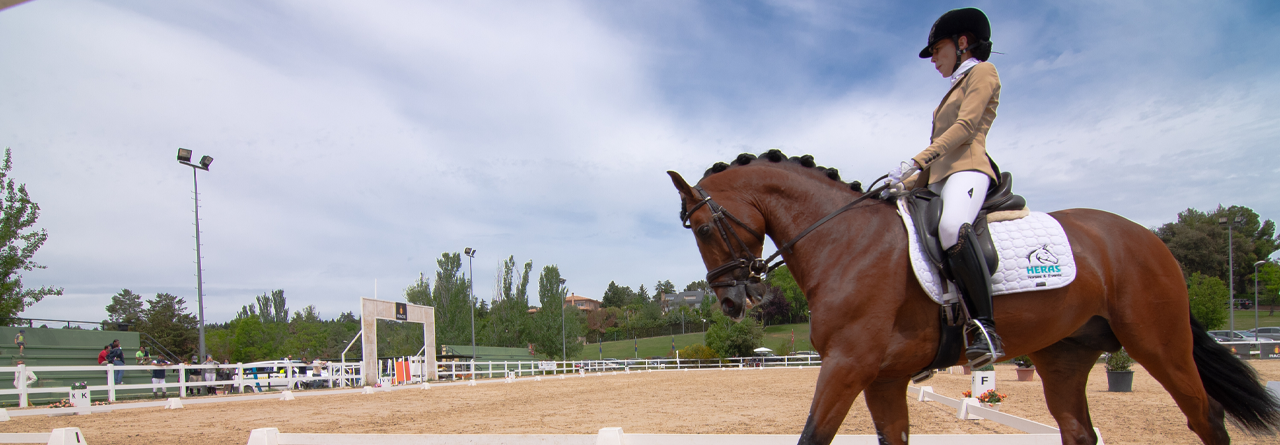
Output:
(1248, 327), (1280, 341)
(789, 351), (820, 357)
(1233, 299), (1255, 309)
(1208, 330), (1246, 342)
(1233, 330), (1276, 342)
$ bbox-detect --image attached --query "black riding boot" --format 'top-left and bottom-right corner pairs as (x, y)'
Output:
(946, 223), (1004, 368)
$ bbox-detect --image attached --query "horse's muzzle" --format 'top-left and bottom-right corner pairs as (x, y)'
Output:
(719, 281), (766, 321)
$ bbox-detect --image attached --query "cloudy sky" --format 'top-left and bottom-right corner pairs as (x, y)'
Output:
(2, 0), (1278, 325)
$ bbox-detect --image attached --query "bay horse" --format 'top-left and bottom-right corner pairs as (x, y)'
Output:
(668, 150), (1279, 445)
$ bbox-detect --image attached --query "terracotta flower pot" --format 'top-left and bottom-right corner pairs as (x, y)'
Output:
(1015, 367), (1036, 382)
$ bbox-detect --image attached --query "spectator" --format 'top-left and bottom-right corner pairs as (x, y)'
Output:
(106, 340), (125, 384)
(13, 360), (36, 388)
(97, 345), (109, 365)
(14, 329), (26, 356)
(151, 358), (170, 398)
(136, 346), (150, 365)
(187, 356), (203, 396)
(202, 355), (217, 395)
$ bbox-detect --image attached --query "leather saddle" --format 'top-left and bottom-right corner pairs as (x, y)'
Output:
(907, 171), (1027, 280)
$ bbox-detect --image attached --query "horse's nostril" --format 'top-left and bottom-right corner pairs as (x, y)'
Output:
(722, 299), (736, 311)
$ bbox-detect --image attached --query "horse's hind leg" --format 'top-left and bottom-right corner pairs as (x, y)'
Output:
(864, 377), (911, 445)
(1029, 340), (1105, 445)
(1114, 326), (1230, 444)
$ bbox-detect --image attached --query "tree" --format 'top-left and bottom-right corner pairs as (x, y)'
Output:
(1155, 206), (1279, 295)
(137, 293), (199, 359)
(515, 260), (533, 305)
(1188, 273), (1229, 330)
(405, 274), (431, 306)
(530, 265), (581, 359)
(654, 280), (676, 297)
(105, 289), (144, 327)
(684, 280), (710, 293)
(429, 252), (472, 346)
(601, 281), (629, 308)
(1254, 262), (1280, 315)
(704, 310), (763, 358)
(754, 285), (793, 326)
(0, 148), (62, 325)
(765, 265), (808, 322)
(634, 284), (651, 306)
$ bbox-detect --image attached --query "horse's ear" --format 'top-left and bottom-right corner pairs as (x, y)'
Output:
(668, 171), (696, 201)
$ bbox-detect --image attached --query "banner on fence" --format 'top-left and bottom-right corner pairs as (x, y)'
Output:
(539, 361), (556, 370)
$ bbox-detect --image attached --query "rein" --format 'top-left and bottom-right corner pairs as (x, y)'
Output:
(681, 181), (890, 290)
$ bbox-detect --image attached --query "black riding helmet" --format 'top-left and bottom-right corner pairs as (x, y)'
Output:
(918, 7), (992, 63)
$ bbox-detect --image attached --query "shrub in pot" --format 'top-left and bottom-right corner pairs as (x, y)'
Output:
(1105, 347), (1134, 392)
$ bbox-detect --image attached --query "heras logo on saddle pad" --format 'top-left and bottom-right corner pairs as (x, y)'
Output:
(1025, 244), (1063, 278)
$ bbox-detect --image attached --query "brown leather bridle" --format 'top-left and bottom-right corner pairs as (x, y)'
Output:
(680, 181), (890, 297)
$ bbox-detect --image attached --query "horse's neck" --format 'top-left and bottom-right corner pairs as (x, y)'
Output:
(757, 181), (901, 288)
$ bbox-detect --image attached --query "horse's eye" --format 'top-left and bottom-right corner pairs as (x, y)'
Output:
(697, 225), (712, 237)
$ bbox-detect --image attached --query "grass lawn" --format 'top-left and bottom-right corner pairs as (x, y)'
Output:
(1219, 309), (1280, 330)
(574, 323), (813, 360)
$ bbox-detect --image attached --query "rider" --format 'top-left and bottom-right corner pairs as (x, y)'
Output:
(890, 7), (1004, 368)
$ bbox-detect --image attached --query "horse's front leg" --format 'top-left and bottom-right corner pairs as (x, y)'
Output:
(797, 357), (879, 445)
(864, 377), (911, 445)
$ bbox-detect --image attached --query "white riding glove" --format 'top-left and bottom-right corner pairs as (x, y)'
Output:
(882, 160), (920, 198)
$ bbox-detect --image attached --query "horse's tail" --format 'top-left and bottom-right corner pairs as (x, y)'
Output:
(1190, 316), (1280, 434)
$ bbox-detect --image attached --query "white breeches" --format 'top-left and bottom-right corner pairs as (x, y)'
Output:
(927, 171), (990, 249)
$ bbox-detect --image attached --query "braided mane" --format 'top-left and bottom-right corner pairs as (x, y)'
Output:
(702, 149), (863, 193)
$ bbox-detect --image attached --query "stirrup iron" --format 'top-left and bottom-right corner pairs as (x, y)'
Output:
(966, 320), (1003, 368)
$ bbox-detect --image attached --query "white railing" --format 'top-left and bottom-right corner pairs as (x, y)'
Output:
(0, 361), (360, 407)
(246, 426), (1067, 445)
(432, 355), (822, 381)
(0, 355), (823, 407)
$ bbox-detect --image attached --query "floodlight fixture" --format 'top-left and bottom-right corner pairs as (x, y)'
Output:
(199, 155), (213, 169)
(177, 148), (192, 163)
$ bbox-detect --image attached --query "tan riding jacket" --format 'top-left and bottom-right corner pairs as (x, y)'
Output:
(907, 61), (1000, 187)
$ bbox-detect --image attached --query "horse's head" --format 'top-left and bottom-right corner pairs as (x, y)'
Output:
(1029, 244), (1059, 265)
(668, 169), (768, 321)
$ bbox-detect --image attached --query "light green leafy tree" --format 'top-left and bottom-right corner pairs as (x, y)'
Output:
(137, 293), (199, 360)
(1256, 262), (1280, 315)
(704, 310), (763, 358)
(0, 148), (62, 325)
(105, 289), (144, 328)
(1188, 273), (1229, 330)
(530, 265), (582, 359)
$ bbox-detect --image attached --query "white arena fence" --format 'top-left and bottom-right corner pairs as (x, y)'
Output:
(0, 361), (362, 408)
(435, 355), (822, 381)
(0, 356), (817, 407)
(246, 427), (1067, 445)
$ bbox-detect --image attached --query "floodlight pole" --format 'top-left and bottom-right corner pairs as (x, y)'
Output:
(1256, 261), (1266, 337)
(559, 278), (567, 361)
(464, 248), (476, 364)
(177, 150), (212, 362)
(1220, 215), (1243, 333)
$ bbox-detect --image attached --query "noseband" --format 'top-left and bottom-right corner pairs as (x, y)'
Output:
(681, 186), (769, 291)
(680, 182), (889, 295)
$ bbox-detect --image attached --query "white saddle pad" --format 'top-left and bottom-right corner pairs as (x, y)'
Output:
(895, 199), (1077, 305)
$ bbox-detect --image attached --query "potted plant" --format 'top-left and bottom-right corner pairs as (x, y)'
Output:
(976, 389), (1007, 410)
(1105, 347), (1135, 392)
(1012, 355), (1036, 381)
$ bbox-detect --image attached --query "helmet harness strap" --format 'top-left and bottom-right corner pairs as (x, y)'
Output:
(950, 35), (978, 73)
